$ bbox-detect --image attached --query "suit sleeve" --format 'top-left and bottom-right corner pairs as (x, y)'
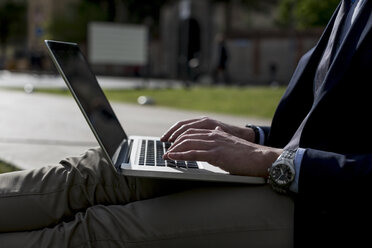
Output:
(257, 126), (271, 146)
(299, 148), (372, 199)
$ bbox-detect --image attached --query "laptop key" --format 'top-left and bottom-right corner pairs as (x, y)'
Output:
(157, 161), (166, 166)
(156, 141), (166, 166)
(139, 140), (146, 165)
(139, 156), (145, 165)
(166, 160), (176, 167)
(186, 161), (198, 169)
(146, 140), (155, 166)
(176, 161), (187, 168)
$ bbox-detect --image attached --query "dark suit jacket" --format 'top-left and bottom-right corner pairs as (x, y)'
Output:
(260, 1), (372, 247)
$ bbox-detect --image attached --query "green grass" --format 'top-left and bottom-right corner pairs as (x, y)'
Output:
(0, 160), (19, 174)
(36, 86), (286, 119)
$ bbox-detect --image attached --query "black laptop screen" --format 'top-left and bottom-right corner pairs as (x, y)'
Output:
(45, 41), (127, 162)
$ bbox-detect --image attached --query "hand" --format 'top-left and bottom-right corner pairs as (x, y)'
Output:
(161, 117), (255, 143)
(163, 127), (282, 178)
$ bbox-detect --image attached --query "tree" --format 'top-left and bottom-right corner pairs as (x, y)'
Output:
(98, 0), (169, 37)
(47, 0), (170, 43)
(47, 1), (108, 43)
(0, 0), (27, 58)
(117, 0), (168, 24)
(277, 0), (340, 29)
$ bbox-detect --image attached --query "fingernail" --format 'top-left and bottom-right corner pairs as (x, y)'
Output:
(167, 153), (175, 160)
(163, 152), (173, 160)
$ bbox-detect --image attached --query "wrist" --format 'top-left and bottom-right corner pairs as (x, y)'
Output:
(239, 126), (255, 142)
(247, 146), (282, 178)
(263, 148), (283, 178)
(220, 122), (255, 142)
(268, 149), (297, 193)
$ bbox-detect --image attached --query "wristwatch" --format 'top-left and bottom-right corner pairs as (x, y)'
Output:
(268, 149), (296, 194)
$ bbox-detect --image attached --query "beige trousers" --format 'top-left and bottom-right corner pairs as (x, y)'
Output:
(0, 148), (294, 248)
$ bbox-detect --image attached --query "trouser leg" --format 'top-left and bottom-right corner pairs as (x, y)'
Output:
(0, 147), (294, 247)
(0, 184), (293, 248)
(0, 147), (193, 232)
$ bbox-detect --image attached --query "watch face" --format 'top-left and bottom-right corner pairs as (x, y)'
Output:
(270, 164), (295, 186)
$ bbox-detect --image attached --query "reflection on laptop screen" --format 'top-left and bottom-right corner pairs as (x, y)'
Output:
(46, 41), (127, 160)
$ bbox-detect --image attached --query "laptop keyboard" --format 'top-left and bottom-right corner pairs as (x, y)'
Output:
(139, 140), (199, 169)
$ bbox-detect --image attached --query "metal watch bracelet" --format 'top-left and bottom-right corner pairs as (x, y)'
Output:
(268, 149), (296, 194)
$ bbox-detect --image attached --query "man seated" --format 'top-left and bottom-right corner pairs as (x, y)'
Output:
(0, 0), (371, 247)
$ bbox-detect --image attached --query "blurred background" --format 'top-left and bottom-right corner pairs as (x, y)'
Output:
(1, 0), (339, 85)
(0, 0), (340, 171)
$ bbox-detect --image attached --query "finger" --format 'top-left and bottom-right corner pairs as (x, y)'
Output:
(163, 139), (214, 160)
(166, 118), (209, 142)
(173, 127), (230, 146)
(168, 139), (215, 153)
(160, 118), (204, 142)
(166, 150), (212, 163)
(173, 129), (214, 143)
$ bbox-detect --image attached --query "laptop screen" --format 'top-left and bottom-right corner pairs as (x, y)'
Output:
(45, 40), (128, 164)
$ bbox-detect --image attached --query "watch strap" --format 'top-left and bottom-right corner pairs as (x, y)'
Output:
(245, 124), (260, 144)
(278, 149), (296, 161)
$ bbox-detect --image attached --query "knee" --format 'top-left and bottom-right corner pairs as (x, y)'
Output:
(59, 147), (117, 184)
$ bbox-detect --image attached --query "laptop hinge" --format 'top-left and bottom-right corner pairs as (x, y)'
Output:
(114, 139), (133, 171)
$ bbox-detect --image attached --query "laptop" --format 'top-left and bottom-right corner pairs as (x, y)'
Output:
(45, 40), (265, 184)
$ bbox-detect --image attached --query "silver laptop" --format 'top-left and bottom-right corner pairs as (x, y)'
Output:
(45, 40), (265, 184)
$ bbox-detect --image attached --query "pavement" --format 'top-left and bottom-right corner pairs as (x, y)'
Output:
(0, 70), (182, 90)
(0, 71), (270, 170)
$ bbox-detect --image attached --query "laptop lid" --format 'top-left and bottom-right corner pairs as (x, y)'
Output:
(45, 40), (128, 168)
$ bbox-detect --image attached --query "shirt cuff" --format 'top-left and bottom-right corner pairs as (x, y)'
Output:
(255, 126), (265, 145)
(289, 148), (305, 193)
